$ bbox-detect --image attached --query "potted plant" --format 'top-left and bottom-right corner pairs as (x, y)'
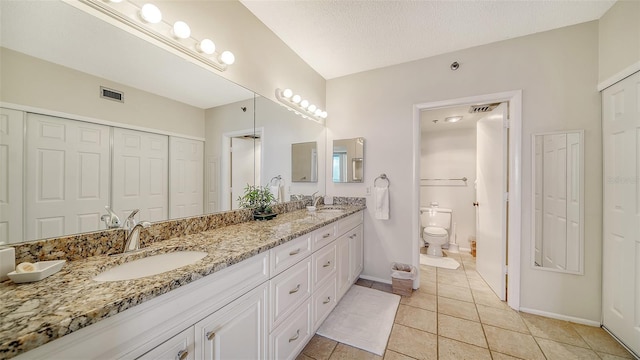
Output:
(237, 184), (277, 221)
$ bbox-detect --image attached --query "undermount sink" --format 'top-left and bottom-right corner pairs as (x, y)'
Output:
(93, 251), (208, 282)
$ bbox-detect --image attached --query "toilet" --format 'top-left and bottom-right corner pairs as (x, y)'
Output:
(420, 206), (453, 257)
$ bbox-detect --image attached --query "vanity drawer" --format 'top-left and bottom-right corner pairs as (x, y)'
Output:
(337, 211), (363, 236)
(269, 257), (312, 330)
(312, 277), (337, 331)
(269, 233), (312, 277)
(312, 242), (336, 290)
(312, 223), (337, 251)
(269, 298), (312, 360)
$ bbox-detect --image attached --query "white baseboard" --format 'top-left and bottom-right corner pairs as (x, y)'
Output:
(519, 307), (600, 327)
(358, 274), (392, 285)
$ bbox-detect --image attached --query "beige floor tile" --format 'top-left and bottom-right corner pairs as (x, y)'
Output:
(483, 324), (545, 360)
(302, 335), (338, 360)
(383, 350), (416, 360)
(491, 351), (523, 359)
(355, 278), (374, 288)
(437, 275), (469, 288)
(328, 343), (382, 360)
(437, 336), (492, 360)
(535, 337), (600, 360)
(476, 304), (529, 333)
(297, 354), (315, 360)
(519, 312), (588, 348)
(394, 304), (437, 334)
(572, 323), (634, 358)
(400, 290), (437, 311)
(372, 282), (394, 293)
(597, 351), (635, 359)
(417, 280), (437, 296)
(468, 278), (492, 291)
(437, 297), (480, 322)
(437, 283), (474, 302)
(438, 314), (487, 348)
(387, 324), (437, 360)
(471, 288), (508, 309)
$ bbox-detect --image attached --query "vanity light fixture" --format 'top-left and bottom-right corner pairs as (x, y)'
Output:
(275, 88), (327, 124)
(81, 0), (236, 72)
(445, 116), (463, 123)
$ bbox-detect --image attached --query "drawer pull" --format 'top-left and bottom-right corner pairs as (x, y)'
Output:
(176, 349), (189, 360)
(206, 331), (216, 341)
(288, 329), (300, 343)
(289, 248), (301, 256)
(289, 284), (301, 294)
(322, 261), (331, 268)
(349, 234), (356, 239)
(323, 296), (331, 304)
(322, 233), (331, 239)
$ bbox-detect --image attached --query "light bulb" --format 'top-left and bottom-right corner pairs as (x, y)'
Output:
(300, 100), (309, 109)
(321, 111), (328, 119)
(292, 95), (301, 103)
(283, 89), (293, 98)
(172, 21), (191, 39)
(197, 39), (216, 54)
(314, 109), (322, 116)
(308, 104), (317, 113)
(140, 3), (162, 24)
(109, 0), (123, 3)
(219, 51), (235, 65)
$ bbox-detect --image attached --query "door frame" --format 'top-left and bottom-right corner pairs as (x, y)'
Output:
(220, 128), (264, 211)
(412, 90), (522, 310)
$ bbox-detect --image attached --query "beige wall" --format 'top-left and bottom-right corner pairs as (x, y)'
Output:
(0, 48), (205, 137)
(598, 0), (640, 83)
(327, 21), (602, 322)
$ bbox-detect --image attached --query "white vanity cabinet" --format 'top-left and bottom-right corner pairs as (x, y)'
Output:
(337, 214), (364, 301)
(138, 327), (195, 360)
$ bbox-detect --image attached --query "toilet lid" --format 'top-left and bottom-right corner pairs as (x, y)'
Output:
(424, 226), (447, 236)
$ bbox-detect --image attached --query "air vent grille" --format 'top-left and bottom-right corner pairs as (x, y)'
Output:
(469, 103), (499, 113)
(100, 86), (124, 103)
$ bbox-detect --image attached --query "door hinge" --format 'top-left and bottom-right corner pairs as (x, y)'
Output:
(504, 265), (508, 275)
(503, 118), (510, 128)
(504, 192), (509, 202)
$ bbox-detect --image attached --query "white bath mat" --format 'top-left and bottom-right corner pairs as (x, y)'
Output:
(316, 285), (400, 356)
(420, 254), (460, 270)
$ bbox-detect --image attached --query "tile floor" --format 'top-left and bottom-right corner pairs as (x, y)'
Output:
(297, 251), (636, 360)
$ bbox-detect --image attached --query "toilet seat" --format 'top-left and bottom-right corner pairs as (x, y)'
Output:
(424, 226), (447, 237)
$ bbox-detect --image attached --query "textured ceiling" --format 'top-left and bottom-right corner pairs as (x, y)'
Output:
(241, 0), (615, 79)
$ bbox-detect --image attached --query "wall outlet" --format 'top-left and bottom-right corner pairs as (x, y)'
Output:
(365, 187), (372, 196)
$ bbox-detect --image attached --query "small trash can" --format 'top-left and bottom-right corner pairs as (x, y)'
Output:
(391, 262), (417, 296)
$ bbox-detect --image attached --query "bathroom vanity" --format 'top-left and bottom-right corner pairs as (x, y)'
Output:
(1, 206), (364, 360)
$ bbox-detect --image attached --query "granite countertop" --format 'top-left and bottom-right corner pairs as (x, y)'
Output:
(0, 205), (365, 359)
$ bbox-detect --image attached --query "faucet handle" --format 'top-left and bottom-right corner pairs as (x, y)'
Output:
(124, 209), (140, 229)
(102, 206), (121, 228)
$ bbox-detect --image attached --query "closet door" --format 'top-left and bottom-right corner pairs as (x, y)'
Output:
(25, 113), (110, 240)
(0, 108), (24, 244)
(602, 70), (640, 356)
(169, 136), (203, 219)
(112, 128), (168, 223)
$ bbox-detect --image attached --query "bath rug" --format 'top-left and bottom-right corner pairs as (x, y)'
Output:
(420, 253), (460, 270)
(316, 285), (400, 356)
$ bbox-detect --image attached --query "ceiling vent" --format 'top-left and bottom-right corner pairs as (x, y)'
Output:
(100, 86), (124, 103)
(469, 103), (499, 113)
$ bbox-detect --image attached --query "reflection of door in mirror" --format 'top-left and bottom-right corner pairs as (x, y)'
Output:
(231, 137), (257, 210)
(291, 142), (318, 182)
(532, 131), (583, 274)
(333, 138), (365, 183)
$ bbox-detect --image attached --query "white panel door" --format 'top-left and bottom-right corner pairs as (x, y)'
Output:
(206, 156), (220, 213)
(534, 135), (543, 265)
(230, 137), (254, 210)
(0, 108), (24, 244)
(169, 137), (203, 219)
(542, 134), (568, 269)
(602, 71), (640, 356)
(476, 103), (508, 300)
(25, 113), (110, 241)
(113, 128), (168, 223)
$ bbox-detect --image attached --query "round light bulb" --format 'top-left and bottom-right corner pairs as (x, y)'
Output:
(292, 95), (302, 103)
(314, 109), (322, 116)
(219, 51), (235, 65)
(172, 21), (191, 39)
(140, 3), (162, 24)
(308, 104), (317, 113)
(197, 39), (216, 54)
(300, 100), (309, 109)
(321, 111), (328, 119)
(282, 89), (293, 98)
(109, 0), (124, 3)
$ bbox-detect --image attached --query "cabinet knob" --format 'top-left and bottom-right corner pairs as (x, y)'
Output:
(322, 233), (331, 239)
(289, 284), (301, 294)
(322, 261), (331, 268)
(288, 329), (300, 343)
(206, 331), (216, 341)
(349, 234), (356, 239)
(176, 349), (189, 360)
(323, 297), (331, 304)
(289, 248), (301, 256)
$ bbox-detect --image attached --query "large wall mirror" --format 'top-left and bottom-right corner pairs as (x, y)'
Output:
(332, 138), (364, 183)
(291, 142), (318, 183)
(532, 130), (584, 274)
(0, 1), (325, 245)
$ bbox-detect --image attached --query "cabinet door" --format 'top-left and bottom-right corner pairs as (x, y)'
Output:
(349, 224), (364, 281)
(195, 283), (268, 360)
(336, 234), (350, 301)
(138, 327), (194, 360)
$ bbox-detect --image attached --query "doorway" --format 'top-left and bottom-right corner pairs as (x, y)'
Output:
(220, 128), (263, 211)
(412, 91), (522, 310)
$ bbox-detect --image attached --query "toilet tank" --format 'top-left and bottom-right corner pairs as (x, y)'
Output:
(420, 207), (452, 229)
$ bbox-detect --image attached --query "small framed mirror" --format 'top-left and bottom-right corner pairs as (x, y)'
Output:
(332, 137), (364, 183)
(291, 141), (318, 182)
(532, 130), (584, 274)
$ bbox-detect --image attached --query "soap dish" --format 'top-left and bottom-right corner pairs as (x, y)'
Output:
(7, 260), (66, 283)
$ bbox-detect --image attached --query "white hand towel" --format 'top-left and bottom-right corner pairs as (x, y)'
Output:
(375, 187), (389, 220)
(269, 185), (281, 203)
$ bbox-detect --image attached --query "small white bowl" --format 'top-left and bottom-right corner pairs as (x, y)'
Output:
(7, 260), (66, 283)
(306, 206), (317, 212)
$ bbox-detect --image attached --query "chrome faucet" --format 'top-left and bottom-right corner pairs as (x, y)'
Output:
(100, 206), (121, 229)
(124, 221), (151, 253)
(312, 191), (323, 207)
